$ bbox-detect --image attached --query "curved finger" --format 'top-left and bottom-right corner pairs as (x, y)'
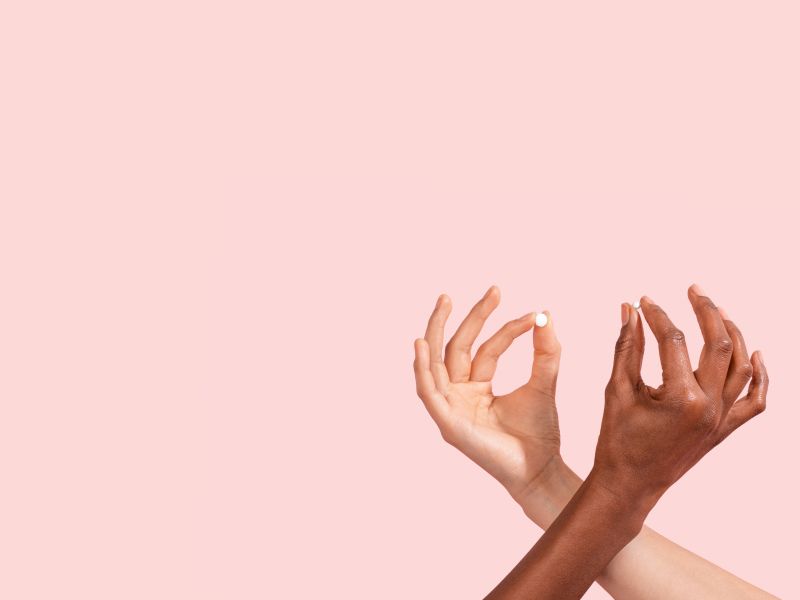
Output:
(414, 338), (451, 424)
(688, 284), (733, 398)
(528, 310), (562, 398)
(424, 294), (452, 390)
(640, 296), (693, 383)
(444, 286), (501, 382)
(471, 312), (535, 382)
(718, 351), (768, 440)
(609, 303), (644, 390)
(719, 308), (752, 409)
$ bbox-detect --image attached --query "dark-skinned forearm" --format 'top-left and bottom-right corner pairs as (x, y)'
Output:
(485, 472), (656, 600)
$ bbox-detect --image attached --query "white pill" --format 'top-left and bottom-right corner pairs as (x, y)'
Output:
(633, 301), (641, 310)
(535, 313), (549, 327)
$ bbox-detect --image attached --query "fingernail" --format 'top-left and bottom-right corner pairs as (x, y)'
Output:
(718, 306), (730, 320)
(632, 300), (641, 310)
(535, 312), (549, 327)
(641, 295), (653, 305)
(621, 303), (630, 326)
(690, 283), (706, 296)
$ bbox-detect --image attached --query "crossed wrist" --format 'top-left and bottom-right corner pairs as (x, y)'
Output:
(583, 468), (662, 531)
(512, 460), (661, 533)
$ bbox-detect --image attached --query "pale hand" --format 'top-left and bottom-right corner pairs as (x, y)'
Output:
(413, 287), (563, 502)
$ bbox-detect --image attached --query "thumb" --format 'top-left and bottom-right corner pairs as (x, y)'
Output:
(529, 310), (561, 397)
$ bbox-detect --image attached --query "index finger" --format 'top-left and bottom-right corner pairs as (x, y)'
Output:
(640, 296), (693, 383)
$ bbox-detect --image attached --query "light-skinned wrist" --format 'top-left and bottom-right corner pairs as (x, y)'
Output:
(512, 456), (582, 529)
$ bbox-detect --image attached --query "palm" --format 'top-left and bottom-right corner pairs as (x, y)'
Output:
(444, 382), (561, 495)
(413, 287), (563, 498)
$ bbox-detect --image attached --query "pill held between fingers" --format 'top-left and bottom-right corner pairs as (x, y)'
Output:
(535, 313), (549, 328)
(633, 300), (641, 310)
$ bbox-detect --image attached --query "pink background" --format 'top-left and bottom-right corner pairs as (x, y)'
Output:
(1, 1), (798, 598)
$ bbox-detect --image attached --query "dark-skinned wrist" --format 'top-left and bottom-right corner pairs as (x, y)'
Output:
(583, 469), (662, 537)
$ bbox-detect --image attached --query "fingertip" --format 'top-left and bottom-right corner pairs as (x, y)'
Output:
(533, 311), (560, 352)
(630, 304), (642, 334)
(514, 312), (536, 336)
(691, 282), (709, 296)
(532, 311), (561, 367)
(718, 306), (730, 321)
(477, 286), (501, 312)
(543, 311), (559, 339)
(437, 294), (451, 307)
(638, 297), (654, 319)
(747, 352), (767, 385)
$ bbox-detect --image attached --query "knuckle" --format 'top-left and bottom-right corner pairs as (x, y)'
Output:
(679, 395), (702, 415)
(664, 328), (686, 345)
(753, 398), (767, 415)
(736, 362), (754, 379)
(536, 333), (562, 355)
(497, 323), (515, 339)
(444, 339), (467, 356)
(614, 335), (634, 355)
(473, 347), (494, 363)
(680, 394), (717, 429)
(693, 407), (718, 432)
(537, 344), (561, 359)
(711, 337), (733, 355)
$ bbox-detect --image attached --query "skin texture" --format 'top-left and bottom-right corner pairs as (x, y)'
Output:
(413, 285), (776, 600)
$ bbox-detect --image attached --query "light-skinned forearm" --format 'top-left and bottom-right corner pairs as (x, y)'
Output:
(515, 459), (778, 600)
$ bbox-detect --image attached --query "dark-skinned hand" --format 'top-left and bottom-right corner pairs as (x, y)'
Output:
(595, 284), (769, 502)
